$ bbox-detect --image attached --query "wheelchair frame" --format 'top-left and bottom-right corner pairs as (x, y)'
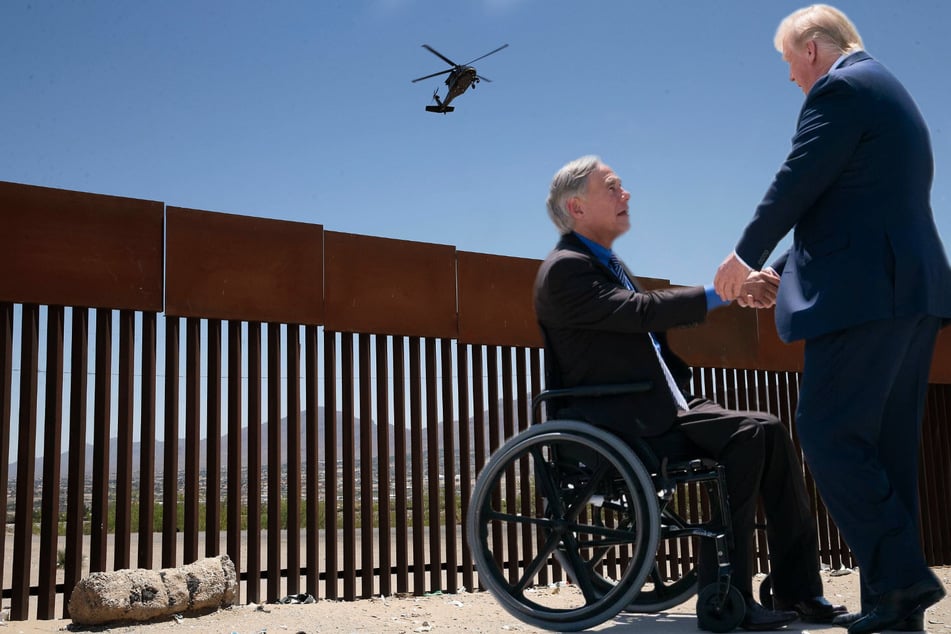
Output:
(465, 383), (748, 631)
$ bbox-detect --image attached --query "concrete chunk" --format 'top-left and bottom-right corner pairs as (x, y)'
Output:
(68, 555), (237, 625)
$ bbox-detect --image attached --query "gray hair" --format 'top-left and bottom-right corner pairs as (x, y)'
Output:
(546, 155), (601, 234)
(774, 4), (864, 56)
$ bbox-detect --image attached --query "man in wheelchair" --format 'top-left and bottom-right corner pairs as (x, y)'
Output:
(533, 155), (846, 630)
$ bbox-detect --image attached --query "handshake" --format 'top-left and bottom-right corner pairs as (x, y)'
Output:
(713, 252), (780, 309)
(736, 268), (780, 308)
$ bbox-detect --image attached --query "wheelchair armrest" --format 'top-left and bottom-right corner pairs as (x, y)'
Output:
(531, 381), (653, 423)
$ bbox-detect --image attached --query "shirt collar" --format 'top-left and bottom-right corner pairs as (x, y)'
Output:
(573, 231), (614, 267)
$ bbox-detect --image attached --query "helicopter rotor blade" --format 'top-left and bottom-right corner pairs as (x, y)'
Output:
(475, 75), (493, 83)
(411, 69), (452, 83)
(421, 44), (458, 67)
(462, 43), (509, 66)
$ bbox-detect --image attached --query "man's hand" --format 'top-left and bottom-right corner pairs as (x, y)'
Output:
(714, 252), (752, 301)
(737, 269), (780, 308)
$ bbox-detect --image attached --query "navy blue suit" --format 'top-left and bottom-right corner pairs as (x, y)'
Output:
(734, 51), (951, 604)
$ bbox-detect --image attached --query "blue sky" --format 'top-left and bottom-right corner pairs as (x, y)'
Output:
(3, 0), (950, 286)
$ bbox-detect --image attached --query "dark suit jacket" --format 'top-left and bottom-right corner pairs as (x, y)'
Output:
(534, 232), (707, 440)
(736, 51), (951, 343)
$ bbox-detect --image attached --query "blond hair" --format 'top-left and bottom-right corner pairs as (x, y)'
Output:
(774, 4), (864, 55)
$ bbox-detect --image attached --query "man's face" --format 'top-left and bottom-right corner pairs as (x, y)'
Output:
(782, 37), (821, 95)
(572, 164), (631, 247)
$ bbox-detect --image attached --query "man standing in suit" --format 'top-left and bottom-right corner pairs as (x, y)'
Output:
(536, 155), (844, 630)
(714, 6), (951, 634)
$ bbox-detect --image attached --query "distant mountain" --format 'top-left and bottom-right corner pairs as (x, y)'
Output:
(8, 399), (518, 480)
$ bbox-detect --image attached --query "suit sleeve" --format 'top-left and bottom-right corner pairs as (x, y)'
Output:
(538, 252), (708, 334)
(736, 75), (865, 269)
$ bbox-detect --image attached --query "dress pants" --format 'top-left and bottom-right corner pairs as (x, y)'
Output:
(795, 314), (941, 604)
(662, 398), (823, 602)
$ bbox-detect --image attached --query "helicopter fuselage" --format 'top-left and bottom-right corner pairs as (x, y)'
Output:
(444, 66), (478, 103)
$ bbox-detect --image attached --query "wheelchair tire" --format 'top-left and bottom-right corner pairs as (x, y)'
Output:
(467, 420), (661, 631)
(696, 582), (746, 633)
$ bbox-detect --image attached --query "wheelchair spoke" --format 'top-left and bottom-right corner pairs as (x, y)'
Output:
(511, 531), (564, 594)
(553, 533), (603, 603)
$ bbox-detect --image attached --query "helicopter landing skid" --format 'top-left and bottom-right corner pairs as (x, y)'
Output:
(425, 105), (454, 113)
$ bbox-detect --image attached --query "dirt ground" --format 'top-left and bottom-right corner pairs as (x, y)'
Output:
(3, 567), (950, 634)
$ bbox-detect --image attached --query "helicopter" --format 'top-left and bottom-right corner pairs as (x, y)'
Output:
(411, 43), (508, 113)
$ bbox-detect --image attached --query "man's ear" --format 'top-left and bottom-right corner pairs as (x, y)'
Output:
(567, 196), (584, 219)
(806, 39), (817, 62)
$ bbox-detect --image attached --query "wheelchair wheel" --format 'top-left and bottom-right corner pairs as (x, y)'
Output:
(467, 420), (660, 631)
(696, 582), (746, 633)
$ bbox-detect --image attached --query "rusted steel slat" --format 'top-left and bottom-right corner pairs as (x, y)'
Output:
(501, 347), (517, 579)
(227, 321), (244, 597)
(323, 330), (339, 600)
(162, 316), (180, 569)
(304, 325), (320, 597)
(528, 348), (548, 585)
(409, 337), (426, 593)
(138, 312), (157, 569)
(701, 366), (715, 407)
(375, 335), (392, 597)
(0, 304), (11, 602)
(425, 338), (441, 591)
(515, 349), (533, 585)
(246, 322), (264, 603)
(392, 336), (409, 594)
(184, 318), (201, 564)
(286, 325), (302, 595)
(90, 308), (112, 573)
(721, 368), (737, 410)
(736, 369), (751, 412)
(440, 339), (458, 593)
(713, 367), (727, 410)
(358, 334), (374, 598)
(486, 347), (505, 579)
(63, 307), (88, 617)
(114, 310), (135, 570)
(456, 344), (475, 591)
(37, 306), (64, 618)
(11, 304), (38, 620)
(471, 346), (487, 483)
(267, 323), (283, 601)
(206, 319), (222, 557)
(340, 332), (357, 600)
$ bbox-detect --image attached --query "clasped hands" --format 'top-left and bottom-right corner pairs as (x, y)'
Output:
(714, 252), (780, 309)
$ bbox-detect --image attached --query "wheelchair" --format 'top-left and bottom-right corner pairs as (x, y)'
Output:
(466, 382), (750, 632)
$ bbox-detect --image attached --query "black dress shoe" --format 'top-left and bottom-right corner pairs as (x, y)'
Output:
(833, 610), (925, 631)
(741, 600), (799, 631)
(785, 596), (848, 623)
(848, 579), (945, 634)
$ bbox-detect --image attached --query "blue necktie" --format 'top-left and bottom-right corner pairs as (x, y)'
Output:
(609, 255), (690, 411)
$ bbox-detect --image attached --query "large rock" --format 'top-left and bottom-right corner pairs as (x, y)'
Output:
(68, 554), (237, 625)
